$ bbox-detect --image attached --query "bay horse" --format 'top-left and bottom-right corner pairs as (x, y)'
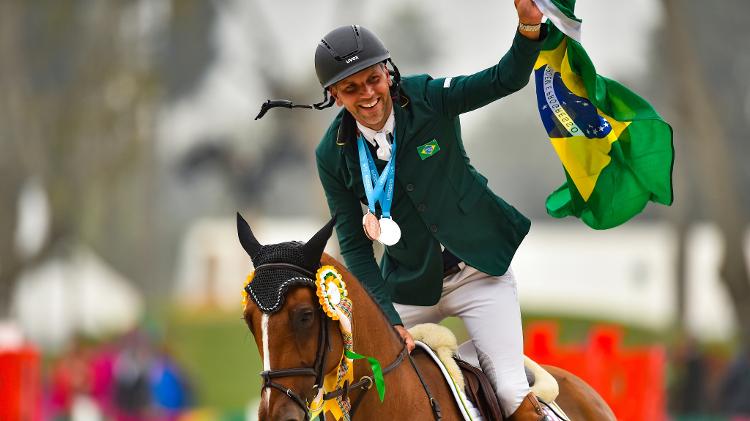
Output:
(237, 213), (616, 421)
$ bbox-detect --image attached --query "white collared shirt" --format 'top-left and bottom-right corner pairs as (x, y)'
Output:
(356, 109), (395, 161)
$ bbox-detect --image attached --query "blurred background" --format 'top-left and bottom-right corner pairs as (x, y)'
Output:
(1, 0), (748, 420)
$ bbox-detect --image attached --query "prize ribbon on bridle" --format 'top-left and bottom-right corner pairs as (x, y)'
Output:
(309, 266), (386, 420)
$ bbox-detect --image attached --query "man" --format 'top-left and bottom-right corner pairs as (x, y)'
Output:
(314, 1), (551, 419)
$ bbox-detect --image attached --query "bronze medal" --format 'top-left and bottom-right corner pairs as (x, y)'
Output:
(362, 212), (381, 241)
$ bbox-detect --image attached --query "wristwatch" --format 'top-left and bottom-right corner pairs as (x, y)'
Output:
(518, 22), (542, 32)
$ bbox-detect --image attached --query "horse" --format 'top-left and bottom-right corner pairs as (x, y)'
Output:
(237, 214), (616, 421)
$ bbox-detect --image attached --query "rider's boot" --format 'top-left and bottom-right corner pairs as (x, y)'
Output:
(506, 393), (554, 421)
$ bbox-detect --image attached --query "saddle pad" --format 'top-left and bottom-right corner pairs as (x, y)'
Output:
(414, 341), (484, 421)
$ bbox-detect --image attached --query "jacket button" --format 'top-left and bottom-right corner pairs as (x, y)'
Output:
(430, 224), (438, 233)
(417, 203), (427, 212)
(406, 183), (415, 192)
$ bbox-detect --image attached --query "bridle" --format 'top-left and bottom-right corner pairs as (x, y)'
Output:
(259, 299), (331, 418)
(254, 262), (410, 420)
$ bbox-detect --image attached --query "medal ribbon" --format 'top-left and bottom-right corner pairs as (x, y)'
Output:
(357, 133), (397, 218)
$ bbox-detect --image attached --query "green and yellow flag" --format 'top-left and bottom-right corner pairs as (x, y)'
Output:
(533, 0), (674, 229)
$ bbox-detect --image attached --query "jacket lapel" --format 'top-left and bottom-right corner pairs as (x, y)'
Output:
(338, 111), (366, 199)
(393, 95), (422, 185)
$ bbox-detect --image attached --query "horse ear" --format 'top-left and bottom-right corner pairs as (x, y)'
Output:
(302, 215), (337, 270)
(237, 213), (262, 260)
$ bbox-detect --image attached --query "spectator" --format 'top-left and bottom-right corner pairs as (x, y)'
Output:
(150, 344), (193, 420)
(718, 347), (750, 417)
(113, 330), (152, 421)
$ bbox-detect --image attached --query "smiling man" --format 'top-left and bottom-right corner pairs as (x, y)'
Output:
(313, 1), (552, 419)
(330, 63), (392, 132)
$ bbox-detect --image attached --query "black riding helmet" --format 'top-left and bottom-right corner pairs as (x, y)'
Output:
(255, 25), (401, 120)
(315, 25), (390, 88)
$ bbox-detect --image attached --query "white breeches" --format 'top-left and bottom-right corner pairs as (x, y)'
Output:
(393, 265), (530, 417)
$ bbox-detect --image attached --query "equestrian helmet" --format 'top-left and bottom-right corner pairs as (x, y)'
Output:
(315, 25), (390, 88)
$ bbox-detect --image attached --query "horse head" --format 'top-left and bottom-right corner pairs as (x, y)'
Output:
(237, 213), (344, 421)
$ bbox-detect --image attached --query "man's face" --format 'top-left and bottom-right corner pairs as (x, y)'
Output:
(330, 63), (393, 131)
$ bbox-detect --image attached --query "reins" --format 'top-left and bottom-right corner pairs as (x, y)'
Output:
(253, 261), (441, 420)
(323, 345), (409, 418)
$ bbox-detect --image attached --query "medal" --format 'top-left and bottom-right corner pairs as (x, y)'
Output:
(378, 217), (401, 246)
(357, 132), (399, 244)
(362, 212), (381, 240)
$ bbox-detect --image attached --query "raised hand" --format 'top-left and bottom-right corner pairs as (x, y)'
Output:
(514, 0), (543, 39)
(514, 0), (543, 24)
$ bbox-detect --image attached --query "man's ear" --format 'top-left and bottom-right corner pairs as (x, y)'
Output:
(329, 87), (342, 106)
(384, 63), (393, 86)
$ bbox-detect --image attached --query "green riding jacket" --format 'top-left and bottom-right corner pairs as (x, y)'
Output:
(316, 30), (545, 325)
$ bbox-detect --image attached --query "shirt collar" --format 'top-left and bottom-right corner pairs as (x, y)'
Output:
(356, 108), (395, 147)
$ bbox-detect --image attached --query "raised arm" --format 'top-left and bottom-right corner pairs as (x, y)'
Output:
(426, 0), (545, 117)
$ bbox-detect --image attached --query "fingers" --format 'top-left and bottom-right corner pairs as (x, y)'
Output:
(404, 333), (415, 353)
(515, 0), (543, 24)
(394, 325), (416, 353)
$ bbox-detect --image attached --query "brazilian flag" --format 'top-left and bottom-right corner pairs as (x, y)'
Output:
(533, 0), (674, 229)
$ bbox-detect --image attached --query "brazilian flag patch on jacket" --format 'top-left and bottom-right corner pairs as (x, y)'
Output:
(417, 139), (440, 160)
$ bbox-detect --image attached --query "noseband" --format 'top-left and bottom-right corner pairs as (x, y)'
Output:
(253, 262), (410, 420)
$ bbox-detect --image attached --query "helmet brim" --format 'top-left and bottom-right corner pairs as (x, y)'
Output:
(322, 54), (390, 89)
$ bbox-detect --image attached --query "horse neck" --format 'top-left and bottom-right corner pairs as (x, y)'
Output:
(320, 256), (443, 420)
(321, 255), (404, 362)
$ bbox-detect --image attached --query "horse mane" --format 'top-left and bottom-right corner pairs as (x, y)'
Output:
(320, 252), (400, 336)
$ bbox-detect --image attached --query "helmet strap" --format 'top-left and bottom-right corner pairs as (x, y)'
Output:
(386, 58), (402, 103)
(255, 59), (399, 120)
(254, 90), (335, 120)
(313, 89), (336, 110)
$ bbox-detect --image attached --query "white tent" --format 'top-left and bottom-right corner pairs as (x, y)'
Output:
(173, 216), (339, 312)
(13, 247), (144, 353)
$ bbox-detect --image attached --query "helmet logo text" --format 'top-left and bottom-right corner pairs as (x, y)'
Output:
(345, 55), (359, 64)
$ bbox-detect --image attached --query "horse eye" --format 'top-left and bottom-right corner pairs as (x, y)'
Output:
(293, 307), (315, 331)
(300, 309), (314, 324)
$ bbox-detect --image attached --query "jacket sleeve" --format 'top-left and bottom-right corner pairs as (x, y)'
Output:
(427, 28), (546, 117)
(316, 148), (403, 325)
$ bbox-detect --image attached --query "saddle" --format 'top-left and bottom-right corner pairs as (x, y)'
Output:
(456, 357), (504, 420)
(410, 323), (561, 421)
(456, 341), (561, 421)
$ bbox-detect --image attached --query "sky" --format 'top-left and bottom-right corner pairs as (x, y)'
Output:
(157, 0), (664, 157)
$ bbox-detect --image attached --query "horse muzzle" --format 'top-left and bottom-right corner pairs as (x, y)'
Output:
(259, 399), (308, 421)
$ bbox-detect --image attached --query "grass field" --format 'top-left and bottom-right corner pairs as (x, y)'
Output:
(167, 308), (261, 413)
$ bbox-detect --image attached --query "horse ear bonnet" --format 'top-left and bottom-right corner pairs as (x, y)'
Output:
(245, 242), (317, 314)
